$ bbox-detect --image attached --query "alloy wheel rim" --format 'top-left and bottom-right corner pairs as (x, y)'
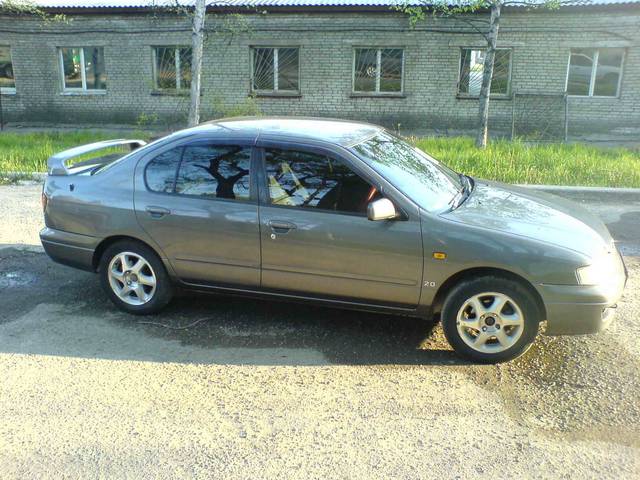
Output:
(456, 292), (524, 354)
(107, 251), (157, 306)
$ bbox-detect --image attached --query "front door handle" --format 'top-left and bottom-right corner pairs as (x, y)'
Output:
(145, 206), (171, 218)
(268, 220), (297, 234)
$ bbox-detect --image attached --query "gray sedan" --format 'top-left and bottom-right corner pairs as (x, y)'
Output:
(40, 117), (627, 362)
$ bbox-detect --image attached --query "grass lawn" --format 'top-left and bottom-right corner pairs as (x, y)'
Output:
(1, 130), (639, 187)
(412, 137), (640, 188)
(0, 130), (151, 178)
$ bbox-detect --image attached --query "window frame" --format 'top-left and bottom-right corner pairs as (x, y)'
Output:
(456, 47), (513, 99)
(151, 45), (192, 92)
(565, 48), (625, 98)
(250, 46), (301, 95)
(58, 46), (107, 94)
(143, 138), (258, 205)
(352, 47), (405, 96)
(0, 45), (16, 94)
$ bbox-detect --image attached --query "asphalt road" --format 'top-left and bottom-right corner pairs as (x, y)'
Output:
(1, 184), (639, 479)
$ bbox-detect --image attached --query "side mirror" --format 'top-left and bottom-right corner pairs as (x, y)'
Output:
(367, 198), (398, 221)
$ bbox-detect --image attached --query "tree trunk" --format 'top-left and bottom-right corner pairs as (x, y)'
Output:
(475, 1), (501, 148)
(188, 0), (206, 127)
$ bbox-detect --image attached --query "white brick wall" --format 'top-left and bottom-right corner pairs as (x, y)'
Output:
(0, 7), (638, 136)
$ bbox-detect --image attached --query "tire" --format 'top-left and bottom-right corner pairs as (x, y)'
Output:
(441, 275), (541, 363)
(99, 240), (173, 315)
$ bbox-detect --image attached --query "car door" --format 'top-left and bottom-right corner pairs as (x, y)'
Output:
(256, 142), (424, 307)
(134, 137), (260, 287)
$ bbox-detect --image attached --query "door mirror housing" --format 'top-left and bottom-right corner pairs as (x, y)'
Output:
(367, 198), (398, 221)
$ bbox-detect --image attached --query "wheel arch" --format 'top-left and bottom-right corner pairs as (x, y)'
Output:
(431, 267), (547, 321)
(92, 235), (164, 272)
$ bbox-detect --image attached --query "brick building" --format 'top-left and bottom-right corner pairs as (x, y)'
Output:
(0, 0), (638, 138)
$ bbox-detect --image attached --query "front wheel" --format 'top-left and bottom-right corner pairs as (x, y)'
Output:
(441, 276), (541, 363)
(99, 240), (173, 315)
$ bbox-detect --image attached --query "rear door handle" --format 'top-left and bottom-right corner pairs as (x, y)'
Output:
(268, 220), (297, 234)
(145, 206), (171, 218)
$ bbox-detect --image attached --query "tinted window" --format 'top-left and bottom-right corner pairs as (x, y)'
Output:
(351, 132), (460, 213)
(264, 149), (379, 215)
(175, 144), (251, 201)
(145, 147), (182, 193)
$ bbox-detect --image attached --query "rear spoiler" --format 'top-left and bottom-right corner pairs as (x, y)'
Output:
(47, 139), (147, 175)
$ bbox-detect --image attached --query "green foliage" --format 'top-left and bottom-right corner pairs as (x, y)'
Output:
(210, 95), (262, 119)
(136, 112), (160, 127)
(0, 0), (68, 23)
(396, 0), (573, 28)
(411, 136), (640, 187)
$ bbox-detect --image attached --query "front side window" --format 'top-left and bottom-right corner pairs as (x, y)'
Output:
(351, 131), (460, 213)
(458, 48), (512, 97)
(264, 148), (380, 215)
(353, 48), (404, 94)
(153, 46), (192, 91)
(59, 47), (107, 91)
(175, 145), (251, 201)
(566, 48), (624, 97)
(0, 46), (15, 92)
(252, 47), (299, 93)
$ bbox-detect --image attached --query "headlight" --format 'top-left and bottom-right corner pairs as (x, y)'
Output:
(576, 254), (620, 285)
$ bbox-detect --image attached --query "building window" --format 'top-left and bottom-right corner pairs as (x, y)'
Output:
(59, 47), (107, 92)
(0, 46), (15, 93)
(153, 46), (192, 91)
(458, 48), (512, 97)
(251, 47), (300, 93)
(566, 48), (624, 97)
(353, 48), (404, 94)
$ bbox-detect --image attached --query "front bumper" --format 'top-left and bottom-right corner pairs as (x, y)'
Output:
(40, 227), (97, 272)
(544, 299), (618, 335)
(541, 257), (627, 335)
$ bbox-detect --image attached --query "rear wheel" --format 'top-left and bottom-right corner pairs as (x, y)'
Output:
(99, 240), (173, 314)
(441, 276), (540, 363)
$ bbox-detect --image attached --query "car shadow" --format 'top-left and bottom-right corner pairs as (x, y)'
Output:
(0, 248), (462, 366)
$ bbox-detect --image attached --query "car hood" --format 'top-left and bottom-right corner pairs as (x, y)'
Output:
(440, 179), (614, 258)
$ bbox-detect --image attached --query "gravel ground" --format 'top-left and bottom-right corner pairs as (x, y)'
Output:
(0, 184), (639, 479)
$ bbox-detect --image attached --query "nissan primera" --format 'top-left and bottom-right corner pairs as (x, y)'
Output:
(40, 117), (627, 362)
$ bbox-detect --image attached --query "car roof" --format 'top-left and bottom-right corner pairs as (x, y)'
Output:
(189, 116), (384, 146)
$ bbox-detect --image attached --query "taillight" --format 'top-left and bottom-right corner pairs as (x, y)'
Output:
(41, 190), (48, 212)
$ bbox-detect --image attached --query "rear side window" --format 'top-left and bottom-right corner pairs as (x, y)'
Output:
(175, 145), (252, 201)
(145, 147), (182, 193)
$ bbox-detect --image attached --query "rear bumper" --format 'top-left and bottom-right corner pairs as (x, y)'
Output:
(40, 227), (97, 272)
(541, 271), (626, 336)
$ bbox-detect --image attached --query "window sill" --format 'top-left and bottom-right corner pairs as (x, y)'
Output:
(252, 91), (301, 98)
(567, 95), (620, 99)
(350, 93), (405, 99)
(456, 94), (512, 100)
(61, 90), (107, 96)
(151, 89), (190, 97)
(0, 88), (16, 95)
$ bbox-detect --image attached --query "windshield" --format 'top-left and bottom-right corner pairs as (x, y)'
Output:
(351, 131), (462, 212)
